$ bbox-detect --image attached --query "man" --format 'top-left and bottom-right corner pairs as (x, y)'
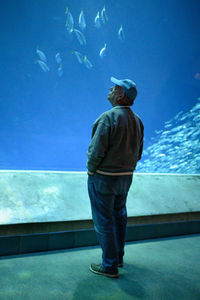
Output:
(87, 76), (144, 278)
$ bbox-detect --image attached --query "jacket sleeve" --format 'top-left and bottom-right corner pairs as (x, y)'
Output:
(86, 121), (110, 173)
(138, 121), (144, 161)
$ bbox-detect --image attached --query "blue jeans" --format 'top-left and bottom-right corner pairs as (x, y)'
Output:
(88, 172), (133, 273)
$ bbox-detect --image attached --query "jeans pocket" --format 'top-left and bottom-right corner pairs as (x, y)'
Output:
(94, 179), (114, 195)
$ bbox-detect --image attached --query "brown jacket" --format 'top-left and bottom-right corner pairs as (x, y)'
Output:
(87, 105), (144, 176)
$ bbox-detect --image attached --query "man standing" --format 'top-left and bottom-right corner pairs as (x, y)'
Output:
(87, 76), (144, 278)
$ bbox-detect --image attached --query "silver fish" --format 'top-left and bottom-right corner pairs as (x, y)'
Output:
(37, 60), (49, 72)
(173, 111), (184, 120)
(84, 56), (93, 69)
(164, 123), (172, 128)
(55, 52), (62, 64)
(79, 10), (86, 31)
(190, 102), (200, 112)
(57, 64), (63, 77)
(94, 11), (101, 28)
(101, 6), (108, 23)
(36, 48), (47, 62)
(99, 43), (107, 58)
(65, 8), (74, 33)
(193, 115), (200, 122)
(74, 29), (86, 45)
(155, 129), (163, 134)
(72, 50), (84, 64)
(118, 25), (125, 41)
(137, 100), (200, 174)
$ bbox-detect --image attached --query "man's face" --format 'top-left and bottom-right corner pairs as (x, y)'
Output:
(107, 85), (124, 106)
(107, 86), (117, 102)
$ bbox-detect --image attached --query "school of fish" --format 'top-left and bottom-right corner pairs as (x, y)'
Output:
(136, 97), (200, 174)
(35, 5), (125, 74)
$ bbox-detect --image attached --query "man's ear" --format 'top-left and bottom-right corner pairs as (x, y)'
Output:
(118, 87), (125, 99)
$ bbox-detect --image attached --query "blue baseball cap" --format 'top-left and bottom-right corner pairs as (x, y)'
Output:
(110, 76), (137, 100)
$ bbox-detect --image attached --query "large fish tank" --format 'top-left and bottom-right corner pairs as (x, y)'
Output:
(1, 0), (200, 173)
(0, 0), (200, 226)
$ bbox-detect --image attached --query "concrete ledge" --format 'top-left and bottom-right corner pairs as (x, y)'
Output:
(0, 171), (200, 224)
(0, 171), (199, 256)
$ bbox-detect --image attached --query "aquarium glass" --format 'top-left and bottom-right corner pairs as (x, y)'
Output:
(0, 0), (200, 174)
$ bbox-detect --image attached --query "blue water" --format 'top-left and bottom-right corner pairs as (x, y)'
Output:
(0, 0), (200, 173)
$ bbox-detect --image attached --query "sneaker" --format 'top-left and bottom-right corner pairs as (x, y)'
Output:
(90, 263), (119, 278)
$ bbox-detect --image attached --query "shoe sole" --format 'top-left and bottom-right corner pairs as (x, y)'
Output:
(89, 266), (119, 278)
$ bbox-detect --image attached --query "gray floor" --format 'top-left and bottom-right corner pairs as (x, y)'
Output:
(0, 234), (200, 300)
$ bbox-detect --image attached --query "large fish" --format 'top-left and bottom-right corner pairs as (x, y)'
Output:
(72, 50), (84, 64)
(118, 25), (125, 41)
(55, 52), (62, 64)
(36, 48), (47, 62)
(79, 10), (86, 31)
(99, 43), (107, 58)
(101, 6), (108, 23)
(94, 11), (101, 28)
(74, 29), (86, 45)
(36, 60), (50, 72)
(65, 8), (74, 33)
(84, 56), (93, 69)
(57, 64), (63, 77)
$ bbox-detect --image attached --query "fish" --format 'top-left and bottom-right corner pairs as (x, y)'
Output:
(55, 52), (62, 64)
(164, 123), (172, 128)
(158, 154), (166, 157)
(173, 111), (184, 120)
(190, 102), (200, 112)
(36, 60), (50, 72)
(136, 99), (200, 174)
(101, 6), (108, 23)
(94, 11), (101, 28)
(79, 10), (86, 31)
(83, 56), (93, 69)
(65, 8), (74, 33)
(72, 50), (92, 69)
(36, 48), (47, 62)
(193, 115), (200, 122)
(72, 50), (84, 64)
(57, 64), (63, 77)
(118, 25), (125, 41)
(169, 165), (178, 169)
(155, 130), (163, 134)
(99, 43), (107, 58)
(73, 29), (86, 45)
